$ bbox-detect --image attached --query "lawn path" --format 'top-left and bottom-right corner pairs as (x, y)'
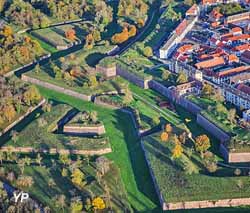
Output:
(38, 87), (160, 212)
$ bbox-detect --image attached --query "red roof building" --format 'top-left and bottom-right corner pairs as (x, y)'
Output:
(217, 66), (250, 78)
(237, 83), (250, 95)
(241, 50), (250, 64)
(209, 9), (223, 22)
(175, 19), (187, 36)
(195, 56), (225, 69)
(231, 27), (242, 35)
(232, 44), (250, 53)
(186, 4), (199, 16)
(223, 34), (250, 43)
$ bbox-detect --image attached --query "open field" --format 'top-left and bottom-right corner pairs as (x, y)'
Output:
(3, 103), (110, 152)
(143, 132), (250, 204)
(1, 158), (131, 212)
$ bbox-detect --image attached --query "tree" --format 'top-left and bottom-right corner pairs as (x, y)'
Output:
(165, 124), (173, 134)
(36, 153), (42, 166)
(23, 85), (41, 106)
(65, 29), (76, 41)
(111, 27), (129, 44)
(201, 83), (213, 97)
(143, 46), (153, 58)
(16, 176), (34, 188)
(228, 108), (236, 124)
(59, 154), (71, 166)
(92, 197), (106, 210)
(54, 195), (66, 213)
(10, 130), (18, 144)
(234, 168), (241, 176)
(213, 90), (224, 102)
(162, 70), (171, 80)
(177, 72), (188, 84)
(34, 64), (41, 74)
(85, 33), (94, 49)
(184, 0), (195, 6)
(90, 111), (98, 123)
(61, 168), (68, 177)
(172, 143), (183, 158)
(93, 30), (101, 42)
(179, 132), (187, 145)
(70, 200), (83, 213)
(0, 26), (13, 38)
(128, 25), (137, 37)
(195, 135), (210, 153)
(88, 75), (98, 88)
(71, 169), (86, 188)
(3, 104), (16, 122)
(160, 132), (169, 142)
(215, 103), (227, 115)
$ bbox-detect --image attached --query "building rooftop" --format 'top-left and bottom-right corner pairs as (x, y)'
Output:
(237, 83), (250, 95)
(186, 4), (198, 16)
(195, 56), (225, 69)
(217, 66), (250, 77)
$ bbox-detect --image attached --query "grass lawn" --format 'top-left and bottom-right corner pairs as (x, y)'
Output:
(26, 32), (58, 53)
(26, 68), (127, 96)
(31, 28), (72, 48)
(36, 86), (160, 211)
(188, 95), (216, 109)
(4, 104), (110, 152)
(143, 132), (250, 204)
(2, 159), (131, 212)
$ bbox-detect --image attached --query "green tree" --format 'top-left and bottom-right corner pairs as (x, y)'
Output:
(143, 46), (153, 57)
(177, 72), (188, 84)
(201, 83), (213, 97)
(71, 169), (87, 188)
(23, 85), (41, 106)
(70, 200), (83, 213)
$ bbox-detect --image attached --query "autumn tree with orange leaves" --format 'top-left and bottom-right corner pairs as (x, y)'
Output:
(195, 135), (210, 153)
(65, 29), (76, 41)
(161, 132), (169, 142)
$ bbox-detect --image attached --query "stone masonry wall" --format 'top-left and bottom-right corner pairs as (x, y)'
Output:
(163, 198), (250, 211)
(197, 114), (230, 142)
(117, 66), (150, 89)
(63, 124), (106, 135)
(0, 146), (112, 155)
(178, 97), (202, 115)
(0, 99), (46, 137)
(96, 65), (117, 78)
(22, 75), (92, 101)
(149, 80), (174, 100)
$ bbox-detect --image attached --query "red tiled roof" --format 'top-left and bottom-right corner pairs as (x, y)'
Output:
(237, 83), (250, 95)
(211, 22), (220, 28)
(223, 34), (250, 42)
(195, 57), (225, 69)
(178, 44), (193, 53)
(202, 0), (218, 4)
(233, 44), (250, 52)
(210, 9), (223, 19)
(175, 19), (187, 36)
(228, 54), (239, 62)
(217, 66), (250, 77)
(232, 27), (242, 33)
(186, 4), (198, 16)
